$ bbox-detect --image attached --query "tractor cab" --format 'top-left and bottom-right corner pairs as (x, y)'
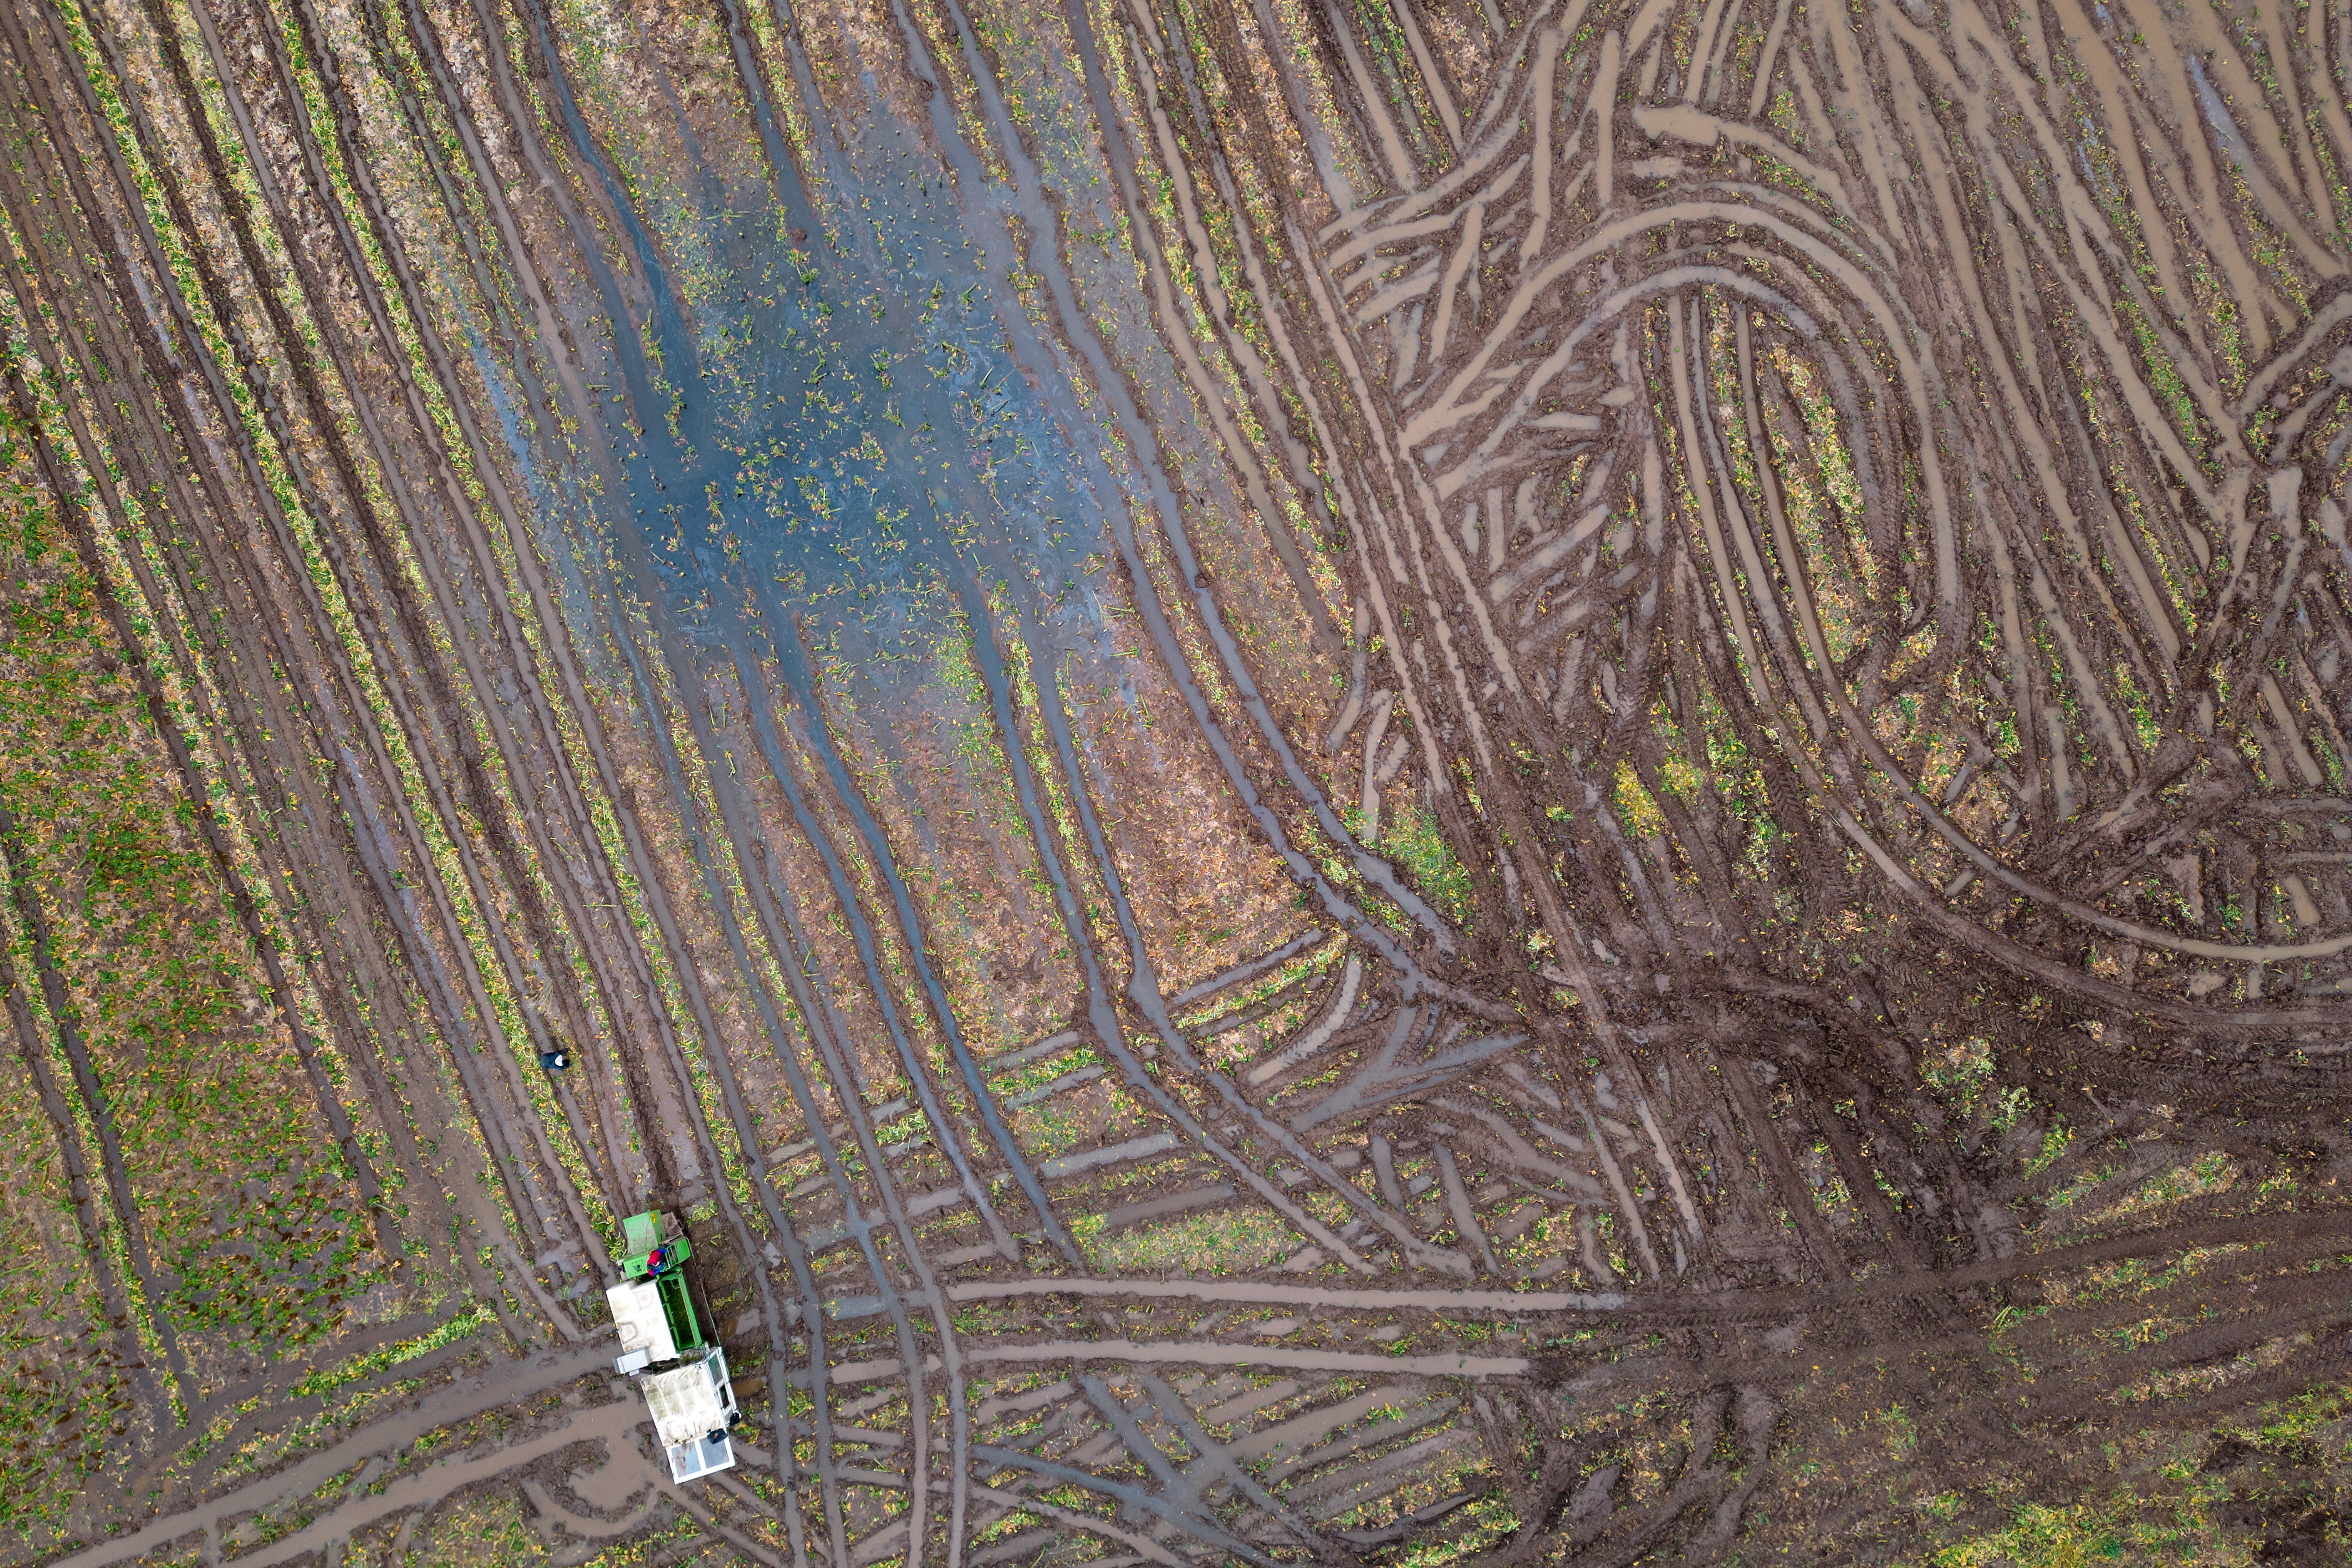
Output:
(605, 1210), (739, 1483)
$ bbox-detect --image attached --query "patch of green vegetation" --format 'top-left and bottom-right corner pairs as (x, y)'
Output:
(1009, 1079), (1140, 1162)
(1385, 806), (1471, 927)
(1934, 1503), (2127, 1566)
(1355, 1476), (1516, 1562)
(403, 1488), (549, 1566)
(1613, 757), (1667, 840)
(2024, 1118), (2073, 1178)
(1084, 1204), (1298, 1275)
(290, 1303), (493, 1402)
(989, 1044), (1099, 1098)
(2118, 298), (2205, 465)
(1915, 1381), (2352, 1568)
(1180, 933), (1345, 1048)
(1922, 1032), (1994, 1106)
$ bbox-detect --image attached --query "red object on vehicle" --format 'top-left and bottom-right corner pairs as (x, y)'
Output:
(646, 1246), (667, 1274)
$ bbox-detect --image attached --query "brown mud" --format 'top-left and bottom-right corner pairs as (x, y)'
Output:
(0, 0), (2345, 1560)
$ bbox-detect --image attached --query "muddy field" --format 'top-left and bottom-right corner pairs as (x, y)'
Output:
(0, 0), (2346, 1560)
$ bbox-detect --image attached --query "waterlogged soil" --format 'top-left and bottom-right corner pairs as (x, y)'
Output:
(0, 0), (2348, 1562)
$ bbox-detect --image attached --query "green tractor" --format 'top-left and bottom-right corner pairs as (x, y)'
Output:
(605, 1210), (740, 1482)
